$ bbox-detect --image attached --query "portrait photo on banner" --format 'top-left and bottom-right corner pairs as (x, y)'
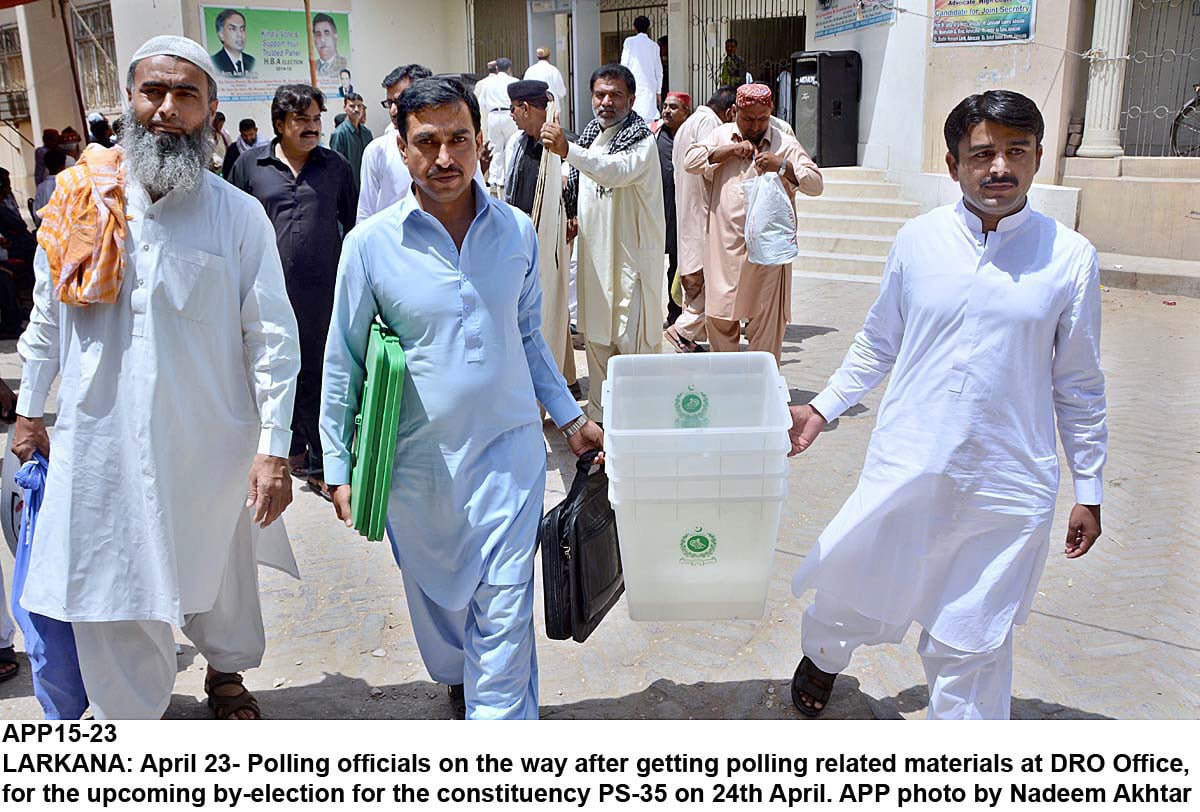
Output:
(200, 5), (352, 101)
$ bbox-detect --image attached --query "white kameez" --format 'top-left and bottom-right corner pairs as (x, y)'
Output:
(357, 125), (410, 224)
(793, 200), (1107, 654)
(619, 33), (663, 122)
(522, 59), (568, 107)
(567, 126), (665, 351)
(17, 172), (301, 627)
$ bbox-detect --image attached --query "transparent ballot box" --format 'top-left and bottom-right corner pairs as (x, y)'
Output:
(602, 352), (791, 620)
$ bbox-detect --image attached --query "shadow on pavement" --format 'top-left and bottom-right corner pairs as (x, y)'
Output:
(5, 663), (1114, 720)
(157, 673), (879, 721)
(866, 684), (1115, 720)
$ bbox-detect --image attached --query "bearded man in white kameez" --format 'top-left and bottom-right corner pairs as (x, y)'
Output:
(543, 63), (665, 422)
(787, 91), (1107, 720)
(13, 36), (300, 720)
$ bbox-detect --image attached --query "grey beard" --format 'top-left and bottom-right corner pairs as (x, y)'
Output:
(120, 110), (213, 198)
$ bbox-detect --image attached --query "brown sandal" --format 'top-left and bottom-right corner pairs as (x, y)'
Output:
(204, 672), (262, 720)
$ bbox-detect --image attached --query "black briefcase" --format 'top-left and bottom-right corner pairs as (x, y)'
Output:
(539, 450), (624, 643)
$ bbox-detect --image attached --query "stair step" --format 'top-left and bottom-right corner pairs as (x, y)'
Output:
(795, 231), (895, 258)
(794, 212), (909, 238)
(792, 250), (887, 277)
(795, 195), (921, 219)
(796, 211), (907, 236)
(820, 180), (901, 199)
(819, 166), (887, 182)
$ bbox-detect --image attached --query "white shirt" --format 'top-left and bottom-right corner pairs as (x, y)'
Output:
(33, 177), (57, 212)
(619, 32), (663, 122)
(18, 171), (301, 624)
(477, 71), (518, 113)
(792, 200), (1107, 652)
(357, 124), (411, 224)
(357, 123), (489, 224)
(523, 59), (567, 106)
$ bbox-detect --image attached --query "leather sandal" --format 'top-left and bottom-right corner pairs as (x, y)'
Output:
(204, 671), (262, 720)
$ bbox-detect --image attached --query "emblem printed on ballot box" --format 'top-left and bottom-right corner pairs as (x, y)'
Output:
(679, 527), (718, 565)
(674, 385), (710, 428)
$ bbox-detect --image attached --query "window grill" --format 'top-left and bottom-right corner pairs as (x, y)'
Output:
(1119, 0), (1200, 156)
(70, 1), (121, 113)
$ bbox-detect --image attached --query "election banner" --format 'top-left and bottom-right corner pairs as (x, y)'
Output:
(199, 6), (354, 102)
(932, 0), (1037, 47)
(813, 0), (896, 40)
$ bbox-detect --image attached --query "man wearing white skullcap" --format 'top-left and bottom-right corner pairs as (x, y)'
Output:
(12, 35), (301, 719)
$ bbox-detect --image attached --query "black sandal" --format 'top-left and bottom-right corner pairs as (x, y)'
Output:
(791, 656), (837, 718)
(0, 646), (18, 684)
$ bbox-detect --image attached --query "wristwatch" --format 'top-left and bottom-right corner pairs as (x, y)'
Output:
(560, 414), (588, 438)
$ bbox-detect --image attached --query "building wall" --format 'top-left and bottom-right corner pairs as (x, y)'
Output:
(922, 0), (1091, 183)
(801, 0), (927, 174)
(0, 7), (33, 202)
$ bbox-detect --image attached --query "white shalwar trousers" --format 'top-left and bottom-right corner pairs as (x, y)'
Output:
(486, 112), (518, 189)
(71, 530), (266, 720)
(400, 567), (538, 720)
(801, 591), (1014, 720)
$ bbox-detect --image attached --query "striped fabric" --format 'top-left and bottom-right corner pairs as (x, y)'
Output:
(35, 144), (127, 307)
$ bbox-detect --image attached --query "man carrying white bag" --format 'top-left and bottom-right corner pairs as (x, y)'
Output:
(683, 83), (821, 362)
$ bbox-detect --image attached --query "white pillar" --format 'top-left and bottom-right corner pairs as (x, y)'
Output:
(1076, 0), (1134, 159)
(570, 0), (600, 133)
(666, 0), (687, 100)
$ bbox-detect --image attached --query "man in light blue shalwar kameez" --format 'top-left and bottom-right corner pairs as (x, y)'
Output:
(320, 77), (604, 720)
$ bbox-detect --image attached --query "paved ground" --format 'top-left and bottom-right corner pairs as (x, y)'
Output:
(1, 277), (1196, 720)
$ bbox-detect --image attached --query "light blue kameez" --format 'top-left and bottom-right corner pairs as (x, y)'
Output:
(320, 180), (582, 718)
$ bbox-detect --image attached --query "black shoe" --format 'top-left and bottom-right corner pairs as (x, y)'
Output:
(447, 683), (466, 719)
(567, 381), (583, 400)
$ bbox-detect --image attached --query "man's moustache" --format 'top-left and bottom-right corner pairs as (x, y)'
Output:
(981, 176), (1019, 187)
(301, 131), (320, 137)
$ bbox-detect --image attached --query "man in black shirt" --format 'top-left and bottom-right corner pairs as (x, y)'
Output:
(503, 80), (578, 392)
(656, 91), (690, 325)
(229, 84), (356, 497)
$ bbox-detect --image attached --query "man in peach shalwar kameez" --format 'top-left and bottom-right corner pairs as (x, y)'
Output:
(683, 83), (822, 360)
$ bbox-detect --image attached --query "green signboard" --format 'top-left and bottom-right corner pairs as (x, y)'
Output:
(200, 6), (353, 101)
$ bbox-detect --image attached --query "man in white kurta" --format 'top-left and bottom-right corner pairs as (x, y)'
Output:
(620, 18), (663, 123)
(357, 64), (433, 223)
(544, 64), (665, 421)
(476, 58), (519, 191)
(788, 91), (1107, 720)
(13, 37), (300, 720)
(523, 48), (567, 108)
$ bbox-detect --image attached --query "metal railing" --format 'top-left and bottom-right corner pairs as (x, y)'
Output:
(688, 0), (805, 106)
(1119, 0), (1200, 156)
(468, 0), (531, 76)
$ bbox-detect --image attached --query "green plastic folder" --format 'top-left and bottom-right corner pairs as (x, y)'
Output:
(351, 322), (406, 541)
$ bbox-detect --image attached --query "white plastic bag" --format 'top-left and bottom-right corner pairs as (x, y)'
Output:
(742, 171), (798, 265)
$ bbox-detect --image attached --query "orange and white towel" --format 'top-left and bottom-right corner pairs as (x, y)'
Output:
(36, 144), (127, 307)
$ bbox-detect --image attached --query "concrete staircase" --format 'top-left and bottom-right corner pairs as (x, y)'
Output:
(794, 167), (917, 280)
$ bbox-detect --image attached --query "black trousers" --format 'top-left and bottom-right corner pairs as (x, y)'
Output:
(287, 281), (334, 470)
